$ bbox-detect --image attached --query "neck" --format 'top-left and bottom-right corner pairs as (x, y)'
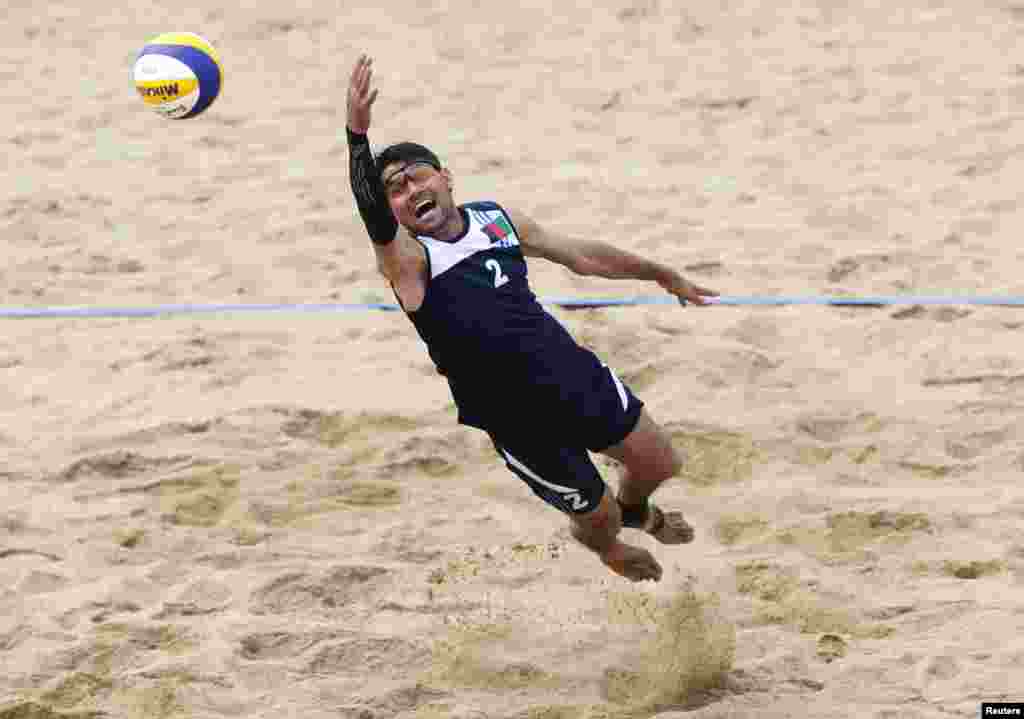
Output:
(429, 207), (466, 242)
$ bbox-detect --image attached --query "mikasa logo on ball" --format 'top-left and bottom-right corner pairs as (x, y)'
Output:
(137, 83), (182, 98)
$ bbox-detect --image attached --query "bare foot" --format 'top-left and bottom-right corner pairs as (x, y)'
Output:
(646, 506), (695, 545)
(600, 541), (663, 582)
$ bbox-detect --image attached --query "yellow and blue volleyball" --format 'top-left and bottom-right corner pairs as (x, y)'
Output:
(133, 32), (223, 119)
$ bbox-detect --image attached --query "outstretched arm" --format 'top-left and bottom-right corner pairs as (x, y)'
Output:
(346, 55), (400, 266)
(508, 207), (717, 306)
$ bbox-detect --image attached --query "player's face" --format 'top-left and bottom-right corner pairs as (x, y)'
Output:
(382, 160), (455, 236)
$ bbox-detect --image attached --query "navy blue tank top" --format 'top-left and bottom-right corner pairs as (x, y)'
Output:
(401, 201), (606, 431)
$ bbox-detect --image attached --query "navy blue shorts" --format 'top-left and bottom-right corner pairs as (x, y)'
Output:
(487, 364), (644, 516)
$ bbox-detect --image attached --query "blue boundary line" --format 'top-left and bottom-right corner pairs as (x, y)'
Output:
(3, 295), (1024, 319)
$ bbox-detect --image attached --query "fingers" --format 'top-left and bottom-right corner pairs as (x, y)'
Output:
(360, 63), (373, 95)
(679, 290), (713, 306)
(349, 53), (367, 87)
(680, 283), (719, 307)
(346, 54), (378, 133)
(665, 275), (720, 306)
(356, 60), (371, 96)
(350, 54), (375, 97)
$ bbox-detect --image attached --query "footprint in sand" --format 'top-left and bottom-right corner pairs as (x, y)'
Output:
(918, 654), (960, 682)
(16, 570), (69, 595)
(665, 421), (759, 487)
(826, 252), (907, 283)
(944, 426), (1012, 461)
(304, 636), (430, 677)
(276, 406), (424, 449)
(48, 451), (194, 484)
(374, 531), (443, 564)
(104, 463), (241, 529)
(697, 346), (781, 389)
(33, 621), (193, 680)
(117, 332), (263, 377)
(250, 565), (392, 615)
(794, 412), (883, 443)
(372, 454), (457, 481)
(338, 683), (451, 719)
(723, 315), (785, 351)
(375, 431), (486, 478)
(154, 578), (234, 619)
(247, 475), (403, 528)
(238, 629), (345, 661)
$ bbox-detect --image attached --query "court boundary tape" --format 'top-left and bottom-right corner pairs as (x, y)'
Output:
(3, 295), (1024, 319)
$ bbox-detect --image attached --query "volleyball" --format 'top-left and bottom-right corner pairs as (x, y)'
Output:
(133, 32), (222, 119)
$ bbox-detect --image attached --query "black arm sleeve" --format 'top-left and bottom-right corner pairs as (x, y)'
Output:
(347, 128), (398, 246)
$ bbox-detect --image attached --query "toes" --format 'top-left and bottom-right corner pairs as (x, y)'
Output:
(629, 563), (662, 582)
(668, 514), (695, 539)
(652, 512), (695, 545)
(636, 556), (663, 582)
(607, 555), (663, 582)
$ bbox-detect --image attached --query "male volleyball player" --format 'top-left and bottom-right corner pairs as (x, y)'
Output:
(345, 54), (717, 582)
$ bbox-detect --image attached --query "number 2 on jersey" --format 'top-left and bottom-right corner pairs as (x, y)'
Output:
(485, 258), (509, 288)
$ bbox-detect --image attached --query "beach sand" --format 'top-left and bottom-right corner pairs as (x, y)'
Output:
(3, 1), (1024, 717)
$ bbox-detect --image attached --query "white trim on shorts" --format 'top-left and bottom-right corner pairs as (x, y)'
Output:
(604, 364), (629, 411)
(498, 447), (580, 495)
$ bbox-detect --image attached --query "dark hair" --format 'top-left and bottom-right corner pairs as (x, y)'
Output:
(375, 142), (442, 180)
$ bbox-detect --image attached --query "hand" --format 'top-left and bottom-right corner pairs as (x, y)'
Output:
(658, 272), (718, 306)
(346, 54), (379, 134)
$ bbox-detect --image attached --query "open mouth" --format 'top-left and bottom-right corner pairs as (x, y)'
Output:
(413, 198), (437, 219)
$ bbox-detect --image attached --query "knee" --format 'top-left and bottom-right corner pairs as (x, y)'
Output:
(621, 444), (680, 485)
(656, 446), (683, 481)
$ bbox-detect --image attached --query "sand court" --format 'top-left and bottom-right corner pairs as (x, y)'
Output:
(4, 1), (1024, 717)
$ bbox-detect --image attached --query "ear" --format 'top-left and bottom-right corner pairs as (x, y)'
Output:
(441, 167), (454, 189)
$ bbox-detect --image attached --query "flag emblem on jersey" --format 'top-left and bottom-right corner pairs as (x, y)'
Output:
(482, 216), (513, 243)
